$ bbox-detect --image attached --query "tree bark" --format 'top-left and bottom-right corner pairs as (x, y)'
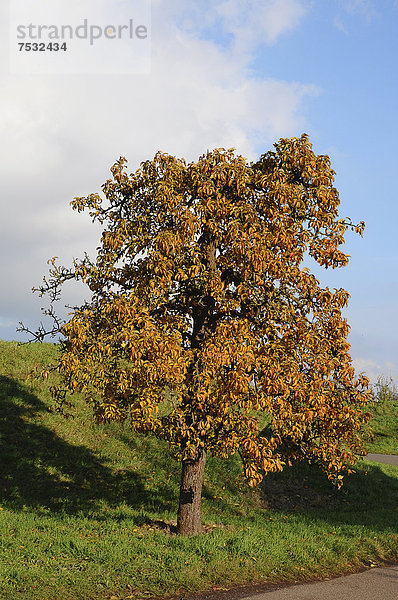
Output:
(176, 448), (207, 535)
(176, 230), (214, 536)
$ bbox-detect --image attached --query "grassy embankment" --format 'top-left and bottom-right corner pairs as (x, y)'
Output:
(0, 340), (397, 600)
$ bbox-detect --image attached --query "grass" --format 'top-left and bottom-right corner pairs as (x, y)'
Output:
(365, 375), (398, 454)
(0, 340), (397, 600)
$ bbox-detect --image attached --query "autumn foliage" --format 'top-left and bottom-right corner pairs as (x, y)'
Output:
(27, 134), (372, 535)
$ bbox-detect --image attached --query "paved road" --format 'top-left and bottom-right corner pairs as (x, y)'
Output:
(240, 565), (398, 600)
(366, 453), (398, 466)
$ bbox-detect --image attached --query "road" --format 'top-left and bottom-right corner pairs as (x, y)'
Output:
(366, 453), (398, 466)
(239, 565), (398, 600)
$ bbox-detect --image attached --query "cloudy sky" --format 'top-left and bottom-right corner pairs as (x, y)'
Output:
(1, 0), (397, 384)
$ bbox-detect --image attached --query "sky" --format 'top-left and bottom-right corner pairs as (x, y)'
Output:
(0, 0), (397, 384)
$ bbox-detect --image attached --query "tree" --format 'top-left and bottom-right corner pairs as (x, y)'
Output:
(22, 134), (372, 536)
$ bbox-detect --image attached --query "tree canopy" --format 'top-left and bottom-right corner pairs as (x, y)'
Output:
(24, 134), (372, 535)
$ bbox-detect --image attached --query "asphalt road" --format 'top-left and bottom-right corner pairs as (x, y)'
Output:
(366, 453), (398, 466)
(240, 565), (398, 600)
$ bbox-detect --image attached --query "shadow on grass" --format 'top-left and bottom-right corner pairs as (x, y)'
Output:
(0, 375), (177, 516)
(1, 372), (397, 536)
(262, 458), (398, 533)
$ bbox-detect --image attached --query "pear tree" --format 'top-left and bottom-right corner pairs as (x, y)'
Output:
(24, 134), (372, 535)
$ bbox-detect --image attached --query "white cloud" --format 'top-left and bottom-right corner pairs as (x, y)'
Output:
(333, 15), (349, 35)
(213, 0), (309, 50)
(352, 357), (398, 385)
(155, 0), (309, 52)
(344, 0), (378, 20)
(0, 319), (17, 328)
(0, 0), (317, 339)
(334, 0), (379, 31)
(185, 0), (309, 53)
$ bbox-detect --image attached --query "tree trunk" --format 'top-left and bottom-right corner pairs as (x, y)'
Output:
(177, 448), (207, 535)
(176, 230), (213, 536)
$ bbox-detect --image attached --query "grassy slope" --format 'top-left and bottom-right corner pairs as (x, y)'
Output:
(365, 376), (398, 455)
(0, 340), (397, 600)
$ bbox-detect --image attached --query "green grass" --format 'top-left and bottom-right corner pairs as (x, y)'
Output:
(0, 340), (397, 600)
(365, 375), (398, 454)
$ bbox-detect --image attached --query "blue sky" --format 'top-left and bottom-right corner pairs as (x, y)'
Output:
(0, 0), (397, 383)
